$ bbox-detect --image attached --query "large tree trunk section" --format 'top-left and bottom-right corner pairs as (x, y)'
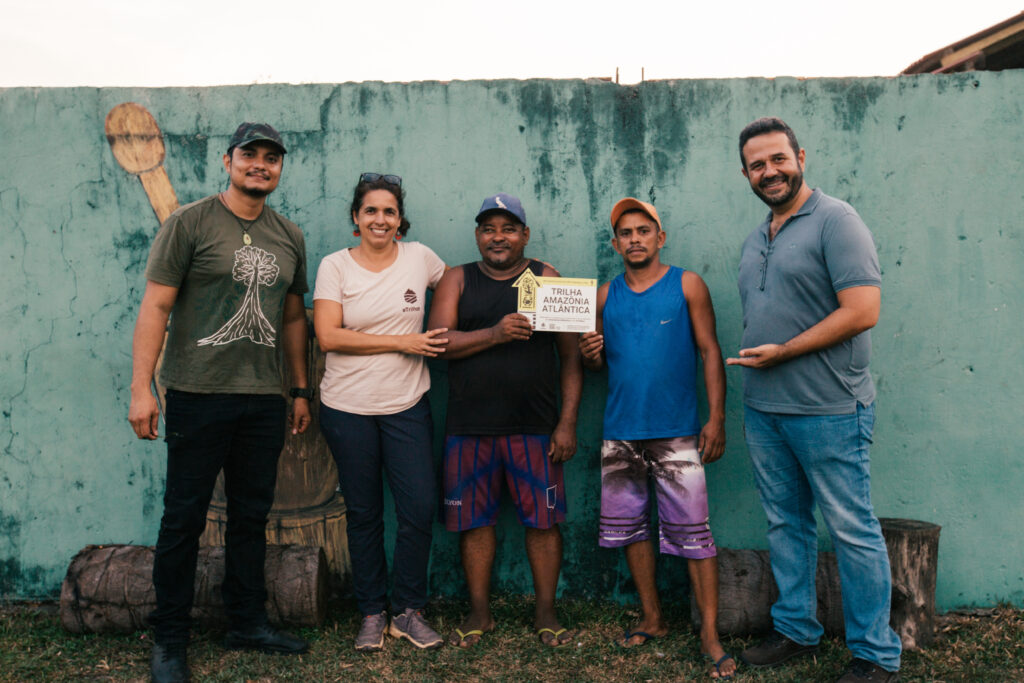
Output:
(691, 519), (940, 650)
(690, 548), (843, 635)
(60, 544), (327, 634)
(184, 311), (348, 582)
(692, 548), (776, 634)
(201, 497), (350, 584)
(880, 518), (941, 650)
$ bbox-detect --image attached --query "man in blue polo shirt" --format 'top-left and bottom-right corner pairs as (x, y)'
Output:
(727, 117), (900, 683)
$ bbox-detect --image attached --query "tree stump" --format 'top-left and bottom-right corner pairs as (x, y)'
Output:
(690, 548), (843, 635)
(60, 544), (327, 634)
(691, 548), (775, 634)
(691, 519), (940, 649)
(880, 518), (941, 650)
(198, 311), (350, 582)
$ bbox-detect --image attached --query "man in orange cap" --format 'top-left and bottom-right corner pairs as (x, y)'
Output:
(580, 197), (733, 679)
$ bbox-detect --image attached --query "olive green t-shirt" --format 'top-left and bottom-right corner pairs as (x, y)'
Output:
(144, 194), (308, 394)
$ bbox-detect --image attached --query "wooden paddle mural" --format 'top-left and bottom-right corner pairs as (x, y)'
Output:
(104, 103), (179, 224)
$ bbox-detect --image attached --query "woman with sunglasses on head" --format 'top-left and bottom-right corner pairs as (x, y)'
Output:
(313, 173), (448, 652)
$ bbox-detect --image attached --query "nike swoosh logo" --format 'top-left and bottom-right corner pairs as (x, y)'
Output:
(661, 319), (672, 325)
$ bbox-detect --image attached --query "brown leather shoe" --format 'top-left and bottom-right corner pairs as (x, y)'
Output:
(740, 631), (818, 667)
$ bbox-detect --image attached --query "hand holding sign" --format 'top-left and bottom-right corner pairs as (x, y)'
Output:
(491, 313), (533, 343)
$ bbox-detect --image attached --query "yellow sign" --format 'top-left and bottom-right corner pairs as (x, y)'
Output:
(513, 272), (598, 332)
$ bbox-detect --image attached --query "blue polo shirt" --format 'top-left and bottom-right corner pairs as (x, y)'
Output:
(737, 189), (881, 415)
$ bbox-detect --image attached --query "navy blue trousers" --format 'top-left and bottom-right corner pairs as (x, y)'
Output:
(320, 395), (435, 616)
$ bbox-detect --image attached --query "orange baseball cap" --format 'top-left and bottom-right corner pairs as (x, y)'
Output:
(610, 197), (661, 231)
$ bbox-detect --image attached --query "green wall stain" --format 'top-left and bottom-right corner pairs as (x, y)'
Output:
(165, 133), (208, 185)
(1, 76), (1022, 610)
(112, 228), (152, 273)
(612, 86), (646, 191)
(822, 80), (885, 132)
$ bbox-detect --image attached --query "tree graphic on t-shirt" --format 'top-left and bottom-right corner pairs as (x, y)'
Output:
(198, 245), (280, 347)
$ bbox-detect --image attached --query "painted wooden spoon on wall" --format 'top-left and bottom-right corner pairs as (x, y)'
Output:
(105, 102), (179, 224)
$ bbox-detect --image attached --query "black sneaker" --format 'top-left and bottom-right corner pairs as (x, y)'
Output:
(225, 623), (309, 655)
(836, 658), (900, 682)
(740, 631), (818, 668)
(151, 642), (189, 683)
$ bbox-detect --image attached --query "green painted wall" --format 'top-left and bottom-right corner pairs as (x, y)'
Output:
(1, 74), (1021, 610)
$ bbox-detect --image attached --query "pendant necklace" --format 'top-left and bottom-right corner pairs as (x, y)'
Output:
(220, 192), (261, 245)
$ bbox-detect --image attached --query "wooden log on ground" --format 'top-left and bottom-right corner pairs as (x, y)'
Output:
(692, 548), (775, 634)
(691, 519), (940, 649)
(690, 548), (843, 635)
(202, 497), (350, 586)
(60, 544), (327, 634)
(880, 518), (941, 650)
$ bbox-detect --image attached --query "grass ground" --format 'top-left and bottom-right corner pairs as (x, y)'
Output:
(1, 596), (1021, 682)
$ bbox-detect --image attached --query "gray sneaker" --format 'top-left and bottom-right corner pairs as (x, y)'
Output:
(388, 608), (443, 650)
(355, 611), (388, 652)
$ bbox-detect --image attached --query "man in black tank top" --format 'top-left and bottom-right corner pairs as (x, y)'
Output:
(428, 194), (583, 648)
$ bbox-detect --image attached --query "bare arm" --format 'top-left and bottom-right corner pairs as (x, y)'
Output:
(281, 293), (311, 435)
(578, 282), (609, 371)
(427, 265), (532, 360)
(682, 271), (726, 464)
(128, 281), (177, 440)
(313, 299), (448, 357)
(726, 285), (880, 369)
(550, 329), (583, 462)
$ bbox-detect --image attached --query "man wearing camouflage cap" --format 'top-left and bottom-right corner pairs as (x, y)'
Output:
(129, 123), (311, 682)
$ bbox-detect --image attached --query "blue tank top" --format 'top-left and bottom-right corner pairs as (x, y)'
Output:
(602, 266), (701, 440)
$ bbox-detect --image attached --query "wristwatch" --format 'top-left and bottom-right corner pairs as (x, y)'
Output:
(289, 387), (314, 400)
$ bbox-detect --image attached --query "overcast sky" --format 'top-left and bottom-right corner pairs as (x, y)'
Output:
(2, 0), (1021, 87)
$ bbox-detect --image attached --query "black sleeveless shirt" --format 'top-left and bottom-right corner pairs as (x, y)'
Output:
(445, 260), (559, 435)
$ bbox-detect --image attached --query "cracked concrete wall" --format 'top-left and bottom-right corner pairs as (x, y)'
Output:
(1, 75), (1021, 609)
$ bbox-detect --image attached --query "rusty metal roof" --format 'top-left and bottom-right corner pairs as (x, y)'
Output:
(901, 11), (1024, 74)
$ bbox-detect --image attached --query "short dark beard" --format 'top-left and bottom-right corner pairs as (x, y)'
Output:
(752, 169), (802, 207)
(624, 251), (655, 270)
(240, 185), (272, 198)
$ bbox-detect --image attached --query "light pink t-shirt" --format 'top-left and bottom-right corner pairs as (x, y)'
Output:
(313, 241), (446, 415)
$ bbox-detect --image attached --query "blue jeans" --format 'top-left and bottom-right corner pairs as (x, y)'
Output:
(744, 403), (901, 671)
(150, 390), (285, 645)
(320, 396), (435, 616)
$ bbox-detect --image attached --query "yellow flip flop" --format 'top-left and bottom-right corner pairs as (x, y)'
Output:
(537, 627), (573, 647)
(450, 628), (485, 648)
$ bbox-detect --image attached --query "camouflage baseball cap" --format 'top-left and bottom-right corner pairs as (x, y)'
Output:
(227, 122), (287, 154)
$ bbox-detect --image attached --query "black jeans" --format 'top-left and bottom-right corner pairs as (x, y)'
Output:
(319, 395), (435, 616)
(149, 390), (285, 645)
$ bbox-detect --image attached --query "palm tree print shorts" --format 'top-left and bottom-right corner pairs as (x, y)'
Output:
(598, 436), (716, 559)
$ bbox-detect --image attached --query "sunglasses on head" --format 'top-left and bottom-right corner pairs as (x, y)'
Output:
(359, 172), (402, 186)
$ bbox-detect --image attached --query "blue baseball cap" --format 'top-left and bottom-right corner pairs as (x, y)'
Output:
(475, 193), (527, 225)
